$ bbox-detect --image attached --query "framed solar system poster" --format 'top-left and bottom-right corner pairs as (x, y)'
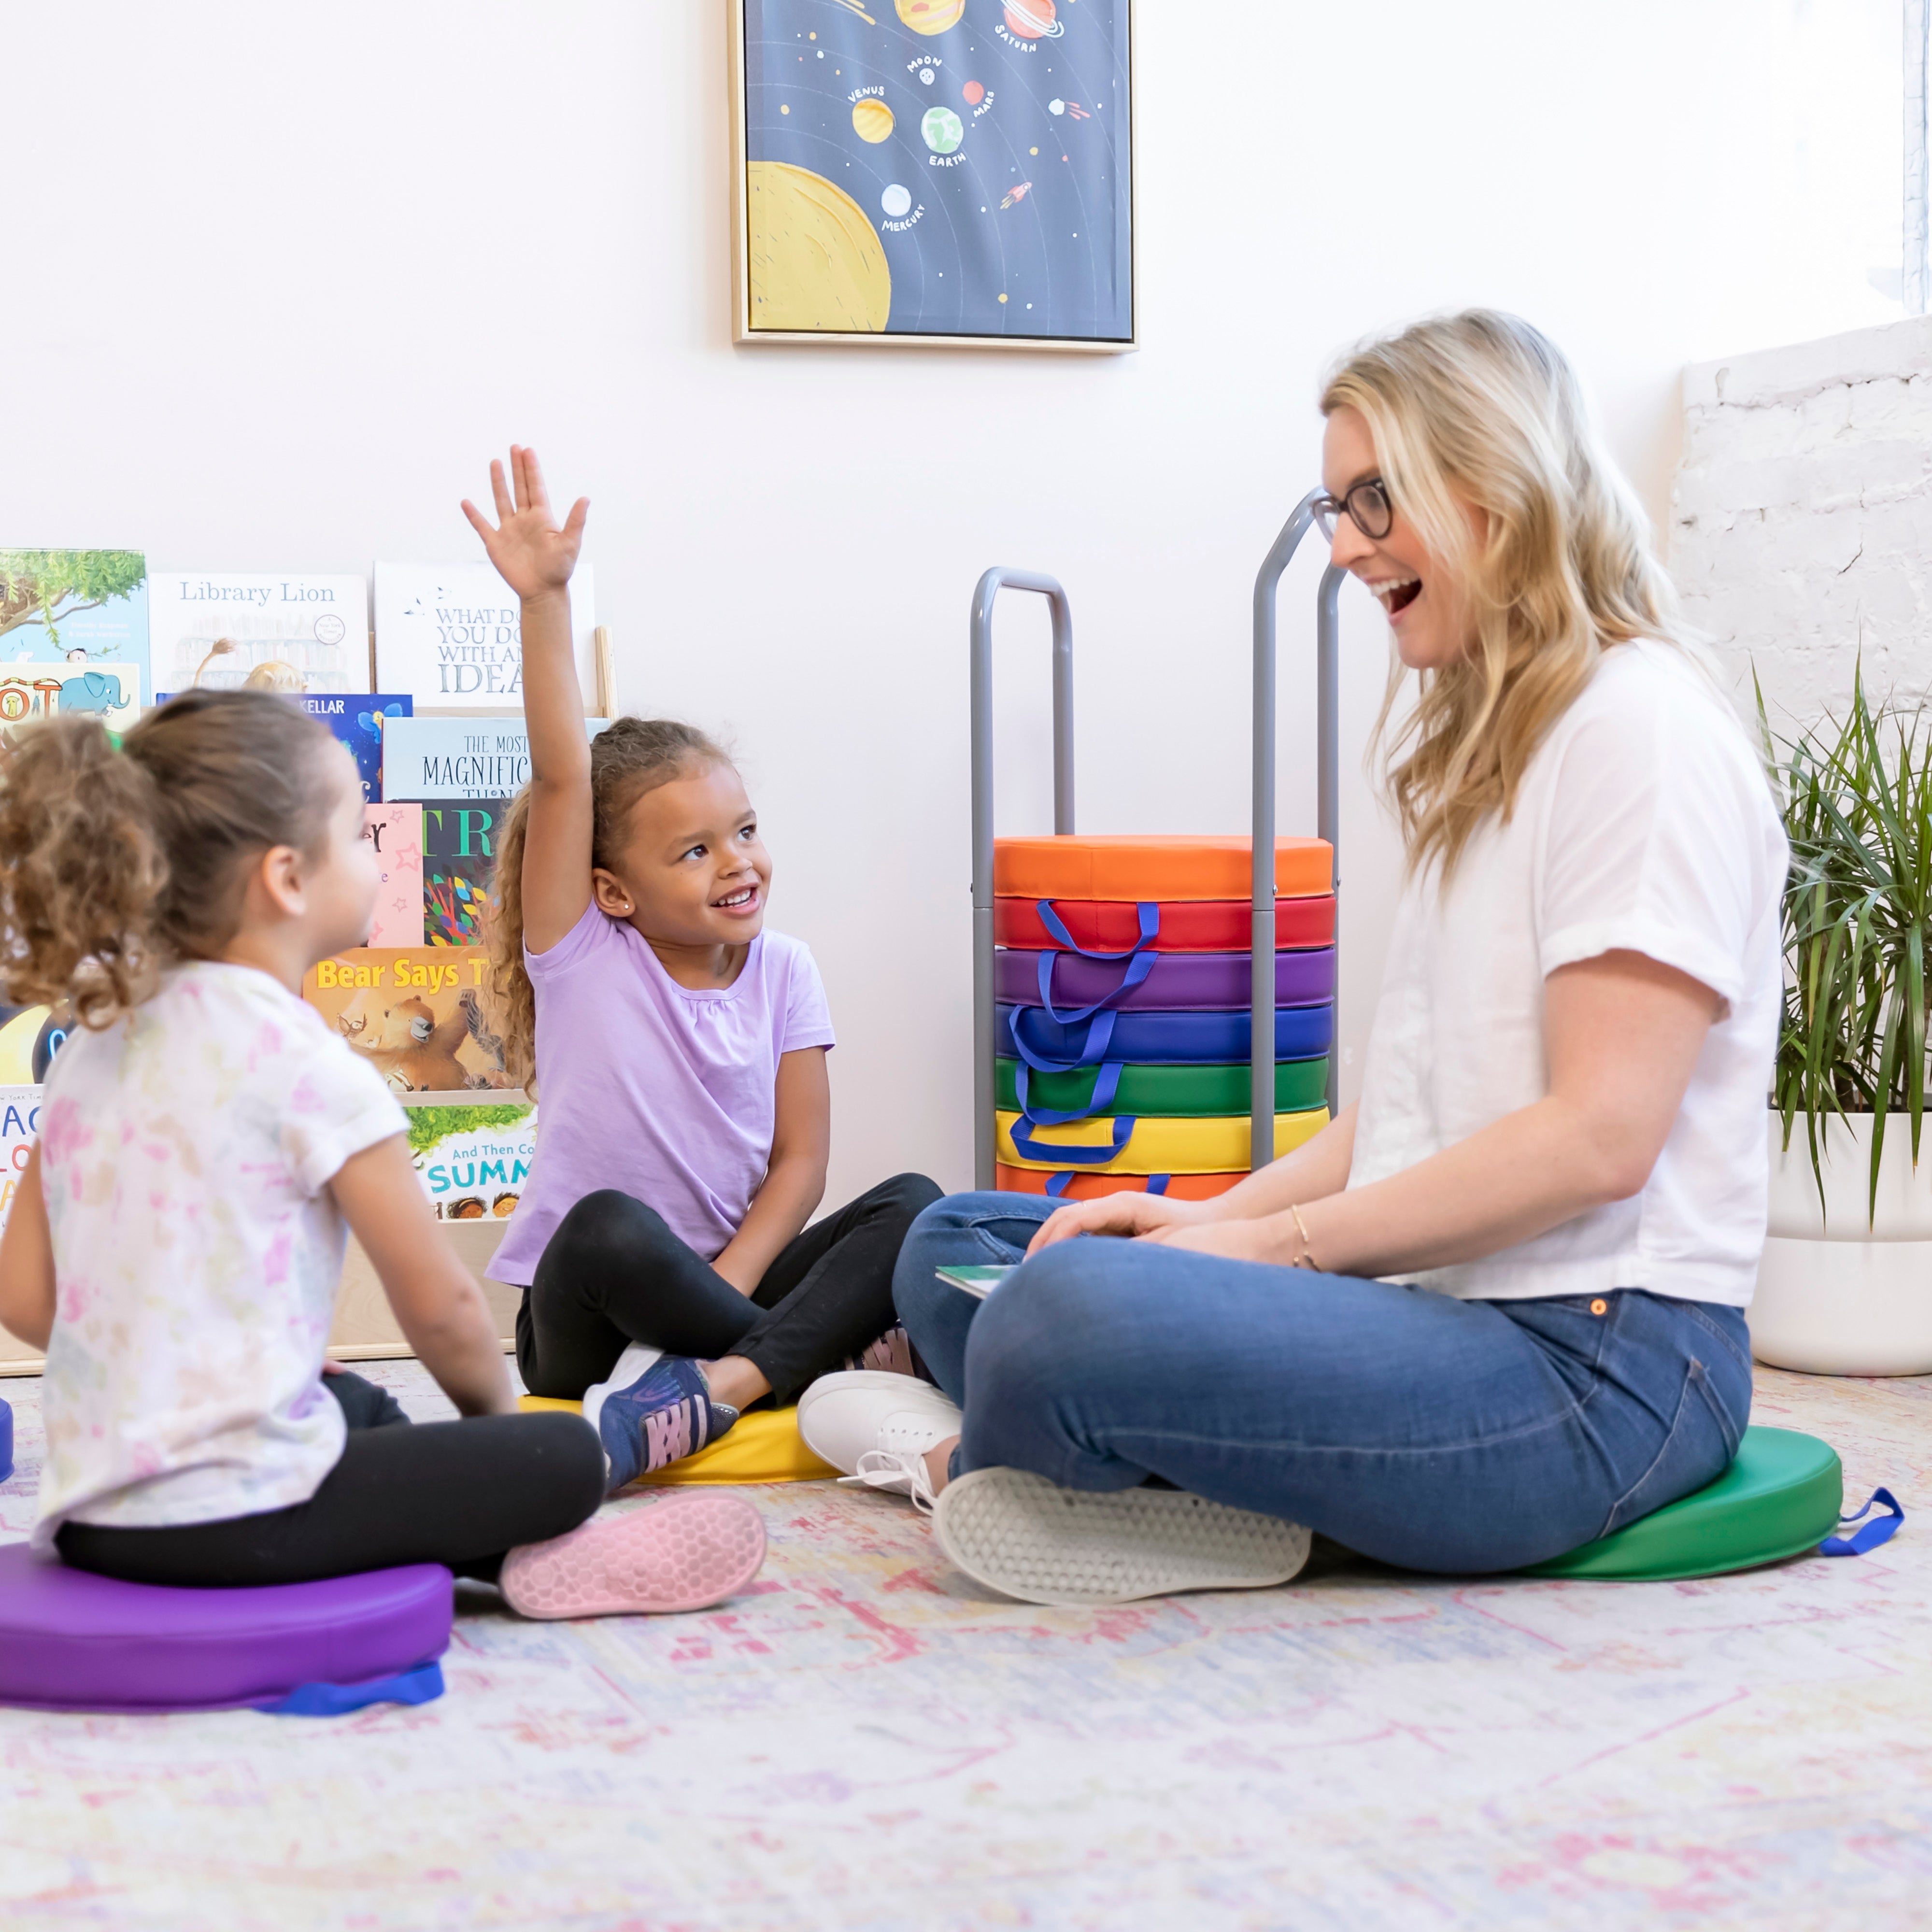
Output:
(729, 0), (1135, 352)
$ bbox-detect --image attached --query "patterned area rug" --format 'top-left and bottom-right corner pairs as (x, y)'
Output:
(0, 1361), (1923, 1930)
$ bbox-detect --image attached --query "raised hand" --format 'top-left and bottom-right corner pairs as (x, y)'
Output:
(460, 445), (588, 601)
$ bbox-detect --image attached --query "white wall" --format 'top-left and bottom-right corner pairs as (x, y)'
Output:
(1674, 314), (1932, 737)
(1, 0), (1908, 1202)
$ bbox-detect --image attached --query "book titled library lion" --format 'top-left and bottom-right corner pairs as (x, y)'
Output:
(407, 1101), (535, 1221)
(301, 945), (512, 1092)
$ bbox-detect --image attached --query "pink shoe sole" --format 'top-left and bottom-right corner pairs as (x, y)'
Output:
(498, 1493), (767, 1619)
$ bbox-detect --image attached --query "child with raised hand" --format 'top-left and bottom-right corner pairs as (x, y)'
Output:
(465, 447), (939, 1485)
(0, 689), (765, 1618)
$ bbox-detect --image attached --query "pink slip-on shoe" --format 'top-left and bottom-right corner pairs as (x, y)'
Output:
(498, 1493), (767, 1619)
(842, 1323), (924, 1379)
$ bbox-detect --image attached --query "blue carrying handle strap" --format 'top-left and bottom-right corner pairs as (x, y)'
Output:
(1819, 1486), (1903, 1556)
(1007, 1113), (1136, 1166)
(1006, 1006), (1119, 1072)
(1014, 1060), (1124, 1126)
(1035, 900), (1159, 961)
(1035, 945), (1155, 1024)
(1042, 1170), (1167, 1198)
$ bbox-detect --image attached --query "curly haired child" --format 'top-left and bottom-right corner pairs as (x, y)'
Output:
(0, 688), (764, 1616)
(467, 447), (940, 1485)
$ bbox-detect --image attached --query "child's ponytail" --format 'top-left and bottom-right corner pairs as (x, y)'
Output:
(486, 717), (731, 1096)
(0, 689), (340, 1031)
(0, 718), (169, 1027)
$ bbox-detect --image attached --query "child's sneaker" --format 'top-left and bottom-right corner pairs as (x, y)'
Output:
(797, 1369), (963, 1514)
(585, 1345), (739, 1492)
(499, 1493), (767, 1619)
(840, 1323), (923, 1378)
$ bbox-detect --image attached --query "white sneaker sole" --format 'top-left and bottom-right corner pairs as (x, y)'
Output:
(934, 1467), (1312, 1607)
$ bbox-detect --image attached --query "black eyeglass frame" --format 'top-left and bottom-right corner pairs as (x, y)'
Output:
(1310, 476), (1393, 541)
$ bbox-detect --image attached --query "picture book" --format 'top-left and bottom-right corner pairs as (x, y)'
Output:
(149, 572), (371, 696)
(0, 1086), (40, 1237)
(0, 662), (141, 734)
(373, 561), (598, 708)
(0, 550), (150, 696)
(363, 804), (425, 948)
(381, 715), (609, 801)
(934, 1264), (1015, 1300)
(407, 1099), (537, 1221)
(302, 946), (511, 1094)
(422, 797), (508, 946)
(159, 690), (414, 802)
(0, 1002), (69, 1085)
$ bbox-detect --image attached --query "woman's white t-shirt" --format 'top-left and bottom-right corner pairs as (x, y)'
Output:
(31, 963), (407, 1550)
(1348, 640), (1788, 1308)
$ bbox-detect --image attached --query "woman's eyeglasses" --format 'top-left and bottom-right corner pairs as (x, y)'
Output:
(1311, 476), (1393, 541)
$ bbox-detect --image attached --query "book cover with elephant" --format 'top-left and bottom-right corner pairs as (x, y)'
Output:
(0, 550), (150, 696)
(301, 945), (514, 1093)
(0, 662), (141, 733)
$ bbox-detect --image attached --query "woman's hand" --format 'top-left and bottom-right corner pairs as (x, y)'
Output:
(460, 445), (587, 603)
(1025, 1190), (1208, 1255)
(1140, 1213), (1295, 1264)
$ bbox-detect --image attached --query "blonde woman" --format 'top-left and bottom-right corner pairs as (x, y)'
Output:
(803, 312), (1788, 1605)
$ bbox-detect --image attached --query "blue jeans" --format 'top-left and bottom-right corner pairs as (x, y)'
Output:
(892, 1193), (1754, 1574)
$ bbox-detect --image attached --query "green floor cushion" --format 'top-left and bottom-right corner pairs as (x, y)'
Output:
(1525, 1426), (1842, 1581)
(995, 1056), (1329, 1119)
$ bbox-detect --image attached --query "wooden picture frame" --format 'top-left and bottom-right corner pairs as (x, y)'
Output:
(728, 0), (1135, 353)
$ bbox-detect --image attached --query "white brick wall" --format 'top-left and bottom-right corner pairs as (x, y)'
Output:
(1672, 314), (1932, 735)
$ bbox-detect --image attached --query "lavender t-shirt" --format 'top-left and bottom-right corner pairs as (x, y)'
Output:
(487, 903), (836, 1285)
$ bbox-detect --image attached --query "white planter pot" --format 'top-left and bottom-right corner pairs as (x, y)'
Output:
(1754, 1111), (1932, 1376)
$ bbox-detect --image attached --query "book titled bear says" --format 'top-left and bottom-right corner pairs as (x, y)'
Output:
(373, 561), (597, 709)
(302, 946), (511, 1094)
(406, 1100), (536, 1221)
(422, 796), (507, 946)
(363, 804), (425, 948)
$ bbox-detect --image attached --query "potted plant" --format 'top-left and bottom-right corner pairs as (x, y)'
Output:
(1754, 674), (1932, 1375)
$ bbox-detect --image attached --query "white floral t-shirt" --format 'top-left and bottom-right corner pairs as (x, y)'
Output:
(32, 963), (407, 1550)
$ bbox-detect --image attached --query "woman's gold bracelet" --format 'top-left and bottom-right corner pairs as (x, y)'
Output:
(1288, 1203), (1318, 1271)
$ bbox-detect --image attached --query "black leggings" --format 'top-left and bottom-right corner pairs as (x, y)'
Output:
(517, 1172), (943, 1407)
(57, 1371), (605, 1588)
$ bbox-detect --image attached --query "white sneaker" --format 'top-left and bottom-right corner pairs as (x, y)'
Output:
(933, 1466), (1313, 1607)
(797, 1370), (963, 1514)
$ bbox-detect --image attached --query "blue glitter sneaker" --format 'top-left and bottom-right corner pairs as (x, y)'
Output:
(584, 1347), (739, 1493)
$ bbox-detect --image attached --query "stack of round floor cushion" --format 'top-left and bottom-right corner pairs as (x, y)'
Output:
(992, 835), (1335, 1199)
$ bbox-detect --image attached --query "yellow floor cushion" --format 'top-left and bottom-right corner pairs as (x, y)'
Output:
(997, 1106), (1328, 1174)
(518, 1395), (839, 1485)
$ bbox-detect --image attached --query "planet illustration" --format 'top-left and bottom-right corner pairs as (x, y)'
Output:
(1003, 0), (1064, 38)
(881, 183), (912, 217)
(745, 161), (891, 333)
(852, 98), (895, 142)
(962, 80), (985, 106)
(922, 105), (964, 153)
(895, 0), (964, 33)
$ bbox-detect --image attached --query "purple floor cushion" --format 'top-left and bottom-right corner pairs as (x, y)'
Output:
(0, 1544), (453, 1715)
